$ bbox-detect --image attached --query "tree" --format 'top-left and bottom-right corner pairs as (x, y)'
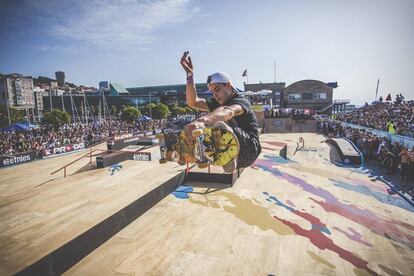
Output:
(152, 103), (170, 119)
(0, 106), (25, 127)
(121, 106), (141, 123)
(167, 102), (177, 111)
(172, 106), (186, 116)
(43, 109), (71, 129)
(140, 103), (156, 117)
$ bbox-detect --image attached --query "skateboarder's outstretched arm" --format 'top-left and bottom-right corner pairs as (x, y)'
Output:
(196, 105), (244, 126)
(180, 51), (209, 111)
(184, 104), (243, 144)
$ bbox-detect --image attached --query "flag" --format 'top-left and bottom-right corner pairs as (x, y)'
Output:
(242, 69), (248, 77)
(385, 93), (391, 101)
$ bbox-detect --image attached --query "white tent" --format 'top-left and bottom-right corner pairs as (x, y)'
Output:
(244, 91), (256, 95)
(256, 89), (273, 96)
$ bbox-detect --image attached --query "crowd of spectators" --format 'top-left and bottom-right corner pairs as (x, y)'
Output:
(0, 119), (168, 157)
(265, 108), (314, 120)
(318, 120), (414, 196)
(337, 95), (414, 137)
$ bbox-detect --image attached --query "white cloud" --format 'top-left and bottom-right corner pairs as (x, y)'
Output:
(26, 0), (200, 51)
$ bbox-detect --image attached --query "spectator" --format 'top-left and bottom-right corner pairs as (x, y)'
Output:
(399, 148), (410, 186)
(317, 119), (414, 195)
(337, 96), (414, 137)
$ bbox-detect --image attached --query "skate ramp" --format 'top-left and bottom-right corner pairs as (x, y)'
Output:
(0, 145), (186, 275)
(64, 133), (414, 276)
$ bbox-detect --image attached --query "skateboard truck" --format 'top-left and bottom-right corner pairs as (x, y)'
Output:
(193, 128), (213, 169)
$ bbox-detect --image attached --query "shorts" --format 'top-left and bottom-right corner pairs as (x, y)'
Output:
(232, 126), (261, 169)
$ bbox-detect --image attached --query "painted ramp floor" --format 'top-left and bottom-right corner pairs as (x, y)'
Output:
(65, 133), (414, 276)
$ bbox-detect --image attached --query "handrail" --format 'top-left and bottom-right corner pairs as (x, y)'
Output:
(51, 144), (157, 178)
(50, 147), (97, 177)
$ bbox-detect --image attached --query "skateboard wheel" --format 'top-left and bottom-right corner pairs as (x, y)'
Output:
(192, 129), (203, 137)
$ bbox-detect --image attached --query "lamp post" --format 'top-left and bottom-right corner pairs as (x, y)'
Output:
(149, 92), (152, 118)
(4, 83), (11, 125)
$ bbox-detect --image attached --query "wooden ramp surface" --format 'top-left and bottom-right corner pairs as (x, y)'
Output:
(0, 144), (184, 275)
(63, 133), (414, 276)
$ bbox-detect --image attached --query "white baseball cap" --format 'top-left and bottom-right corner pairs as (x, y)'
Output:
(207, 72), (238, 93)
(207, 72), (232, 85)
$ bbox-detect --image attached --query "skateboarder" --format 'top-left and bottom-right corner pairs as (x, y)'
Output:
(180, 51), (261, 172)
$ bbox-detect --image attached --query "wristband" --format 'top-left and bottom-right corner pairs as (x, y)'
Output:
(186, 75), (194, 84)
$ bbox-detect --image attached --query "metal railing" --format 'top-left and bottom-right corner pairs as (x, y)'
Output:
(51, 144), (157, 178)
(333, 99), (351, 104)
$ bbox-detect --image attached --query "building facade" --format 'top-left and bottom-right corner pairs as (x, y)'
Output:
(99, 81), (109, 92)
(0, 74), (35, 110)
(127, 83), (210, 106)
(33, 87), (49, 111)
(43, 83), (211, 113)
(55, 71), (65, 87)
(110, 83), (129, 96)
(283, 80), (334, 111)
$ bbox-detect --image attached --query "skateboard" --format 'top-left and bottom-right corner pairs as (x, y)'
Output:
(156, 126), (239, 169)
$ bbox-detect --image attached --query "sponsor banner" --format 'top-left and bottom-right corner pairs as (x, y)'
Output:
(107, 135), (153, 150)
(0, 151), (37, 168)
(132, 152), (151, 161)
(43, 142), (85, 157)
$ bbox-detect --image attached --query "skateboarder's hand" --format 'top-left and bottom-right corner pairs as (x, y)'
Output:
(180, 51), (193, 75)
(184, 121), (205, 145)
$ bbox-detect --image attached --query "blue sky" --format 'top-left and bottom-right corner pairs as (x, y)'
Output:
(0, 0), (413, 104)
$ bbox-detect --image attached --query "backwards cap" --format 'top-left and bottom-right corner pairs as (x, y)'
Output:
(207, 72), (232, 85)
(207, 72), (238, 93)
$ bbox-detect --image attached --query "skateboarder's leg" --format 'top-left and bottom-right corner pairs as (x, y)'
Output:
(231, 126), (261, 169)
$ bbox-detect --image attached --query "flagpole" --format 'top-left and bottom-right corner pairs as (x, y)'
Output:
(375, 79), (380, 100)
(274, 59), (276, 83)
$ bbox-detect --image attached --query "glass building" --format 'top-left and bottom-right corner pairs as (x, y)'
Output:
(42, 83), (211, 113)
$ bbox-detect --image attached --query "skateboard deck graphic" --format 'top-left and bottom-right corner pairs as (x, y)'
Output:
(157, 126), (239, 168)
